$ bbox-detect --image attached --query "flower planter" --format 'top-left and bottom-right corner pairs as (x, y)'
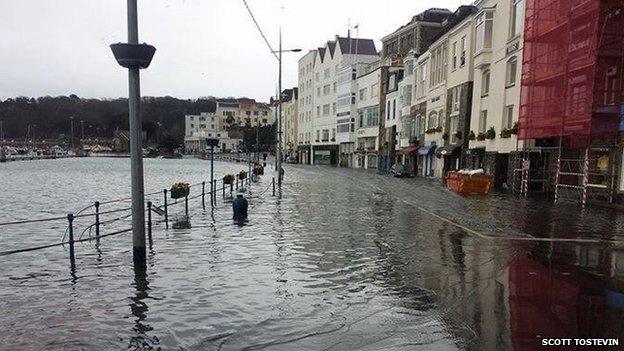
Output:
(170, 182), (190, 199)
(223, 174), (235, 185)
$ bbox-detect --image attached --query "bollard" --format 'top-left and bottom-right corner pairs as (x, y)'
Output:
(94, 201), (100, 238)
(67, 213), (76, 270)
(202, 181), (206, 210)
(147, 201), (152, 244)
(163, 189), (169, 229)
(272, 177), (275, 196)
(185, 195), (189, 219)
(236, 175), (239, 190)
(222, 179), (226, 199)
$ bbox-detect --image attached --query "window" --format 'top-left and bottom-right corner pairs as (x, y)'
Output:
(324, 68), (330, 79)
(371, 83), (379, 98)
(316, 130), (320, 142)
(315, 72), (319, 81)
(317, 87), (321, 97)
(333, 82), (337, 93)
(452, 42), (457, 70)
(402, 85), (412, 106)
(450, 115), (459, 143)
(387, 101), (391, 120)
(504, 105), (514, 129)
(316, 106), (320, 117)
(476, 11), (493, 52)
(359, 88), (368, 101)
(451, 86), (460, 112)
(404, 60), (413, 75)
(331, 128), (336, 140)
(482, 70), (491, 96)
(438, 109), (444, 127)
(323, 84), (330, 95)
(460, 36), (466, 66)
(479, 110), (488, 133)
(322, 104), (330, 116)
(506, 57), (517, 87)
(428, 111), (438, 129)
(332, 102), (336, 115)
(510, 0), (524, 38)
(392, 99), (396, 119)
(322, 129), (329, 141)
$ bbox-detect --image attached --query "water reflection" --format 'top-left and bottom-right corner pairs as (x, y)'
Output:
(128, 266), (156, 349)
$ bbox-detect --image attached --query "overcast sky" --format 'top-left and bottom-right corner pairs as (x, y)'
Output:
(0, 0), (463, 102)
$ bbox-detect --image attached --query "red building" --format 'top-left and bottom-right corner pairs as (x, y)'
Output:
(516, 0), (624, 205)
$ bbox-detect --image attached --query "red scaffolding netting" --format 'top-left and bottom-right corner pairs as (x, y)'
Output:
(519, 0), (624, 147)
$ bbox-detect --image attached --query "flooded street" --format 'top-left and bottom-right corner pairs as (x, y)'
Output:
(1, 158), (624, 350)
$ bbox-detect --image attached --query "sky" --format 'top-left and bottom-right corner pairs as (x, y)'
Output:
(0, 0), (463, 102)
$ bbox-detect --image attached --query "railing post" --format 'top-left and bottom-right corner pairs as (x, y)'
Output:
(185, 195), (189, 219)
(67, 213), (75, 270)
(230, 182), (233, 197)
(163, 189), (169, 229)
(201, 181), (206, 210)
(94, 201), (100, 238)
(236, 175), (239, 190)
(222, 179), (225, 198)
(272, 177), (275, 196)
(147, 201), (152, 244)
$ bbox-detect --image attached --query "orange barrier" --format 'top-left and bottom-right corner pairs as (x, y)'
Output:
(446, 171), (492, 196)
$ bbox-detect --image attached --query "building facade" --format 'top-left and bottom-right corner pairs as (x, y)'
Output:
(467, 0), (526, 189)
(184, 112), (241, 153)
(281, 88), (299, 160)
(297, 50), (317, 164)
(299, 36), (378, 166)
(355, 61), (382, 169)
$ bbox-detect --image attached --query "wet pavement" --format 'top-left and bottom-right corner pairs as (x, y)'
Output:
(1, 158), (623, 350)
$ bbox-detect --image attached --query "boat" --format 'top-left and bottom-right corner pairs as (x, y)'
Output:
(446, 170), (492, 196)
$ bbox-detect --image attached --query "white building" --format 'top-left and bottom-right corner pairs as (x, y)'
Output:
(299, 35), (378, 165)
(184, 112), (241, 154)
(467, 0), (526, 188)
(297, 50), (317, 164)
(355, 61), (382, 169)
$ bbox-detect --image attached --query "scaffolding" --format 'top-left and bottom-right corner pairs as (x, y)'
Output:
(517, 0), (624, 206)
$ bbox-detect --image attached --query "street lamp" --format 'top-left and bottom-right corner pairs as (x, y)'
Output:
(271, 31), (301, 187)
(206, 138), (219, 207)
(110, 0), (156, 270)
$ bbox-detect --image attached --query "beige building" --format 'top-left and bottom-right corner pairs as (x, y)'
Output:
(281, 88), (298, 160)
(467, 0), (526, 188)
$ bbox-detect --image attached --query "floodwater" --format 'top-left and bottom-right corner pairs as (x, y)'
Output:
(1, 158), (624, 350)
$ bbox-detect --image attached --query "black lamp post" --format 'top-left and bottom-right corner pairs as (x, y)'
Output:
(206, 138), (219, 206)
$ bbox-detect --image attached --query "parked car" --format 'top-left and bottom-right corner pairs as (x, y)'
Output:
(390, 163), (409, 178)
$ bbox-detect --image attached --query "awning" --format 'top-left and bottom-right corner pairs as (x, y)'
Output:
(397, 145), (419, 155)
(436, 145), (460, 157)
(418, 145), (437, 155)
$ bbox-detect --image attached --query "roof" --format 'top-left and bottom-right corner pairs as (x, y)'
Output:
(382, 8), (453, 41)
(337, 37), (378, 55)
(430, 5), (478, 43)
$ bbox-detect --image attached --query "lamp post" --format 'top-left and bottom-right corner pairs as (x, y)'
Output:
(271, 31), (301, 187)
(69, 116), (74, 150)
(110, 0), (156, 269)
(206, 138), (219, 206)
